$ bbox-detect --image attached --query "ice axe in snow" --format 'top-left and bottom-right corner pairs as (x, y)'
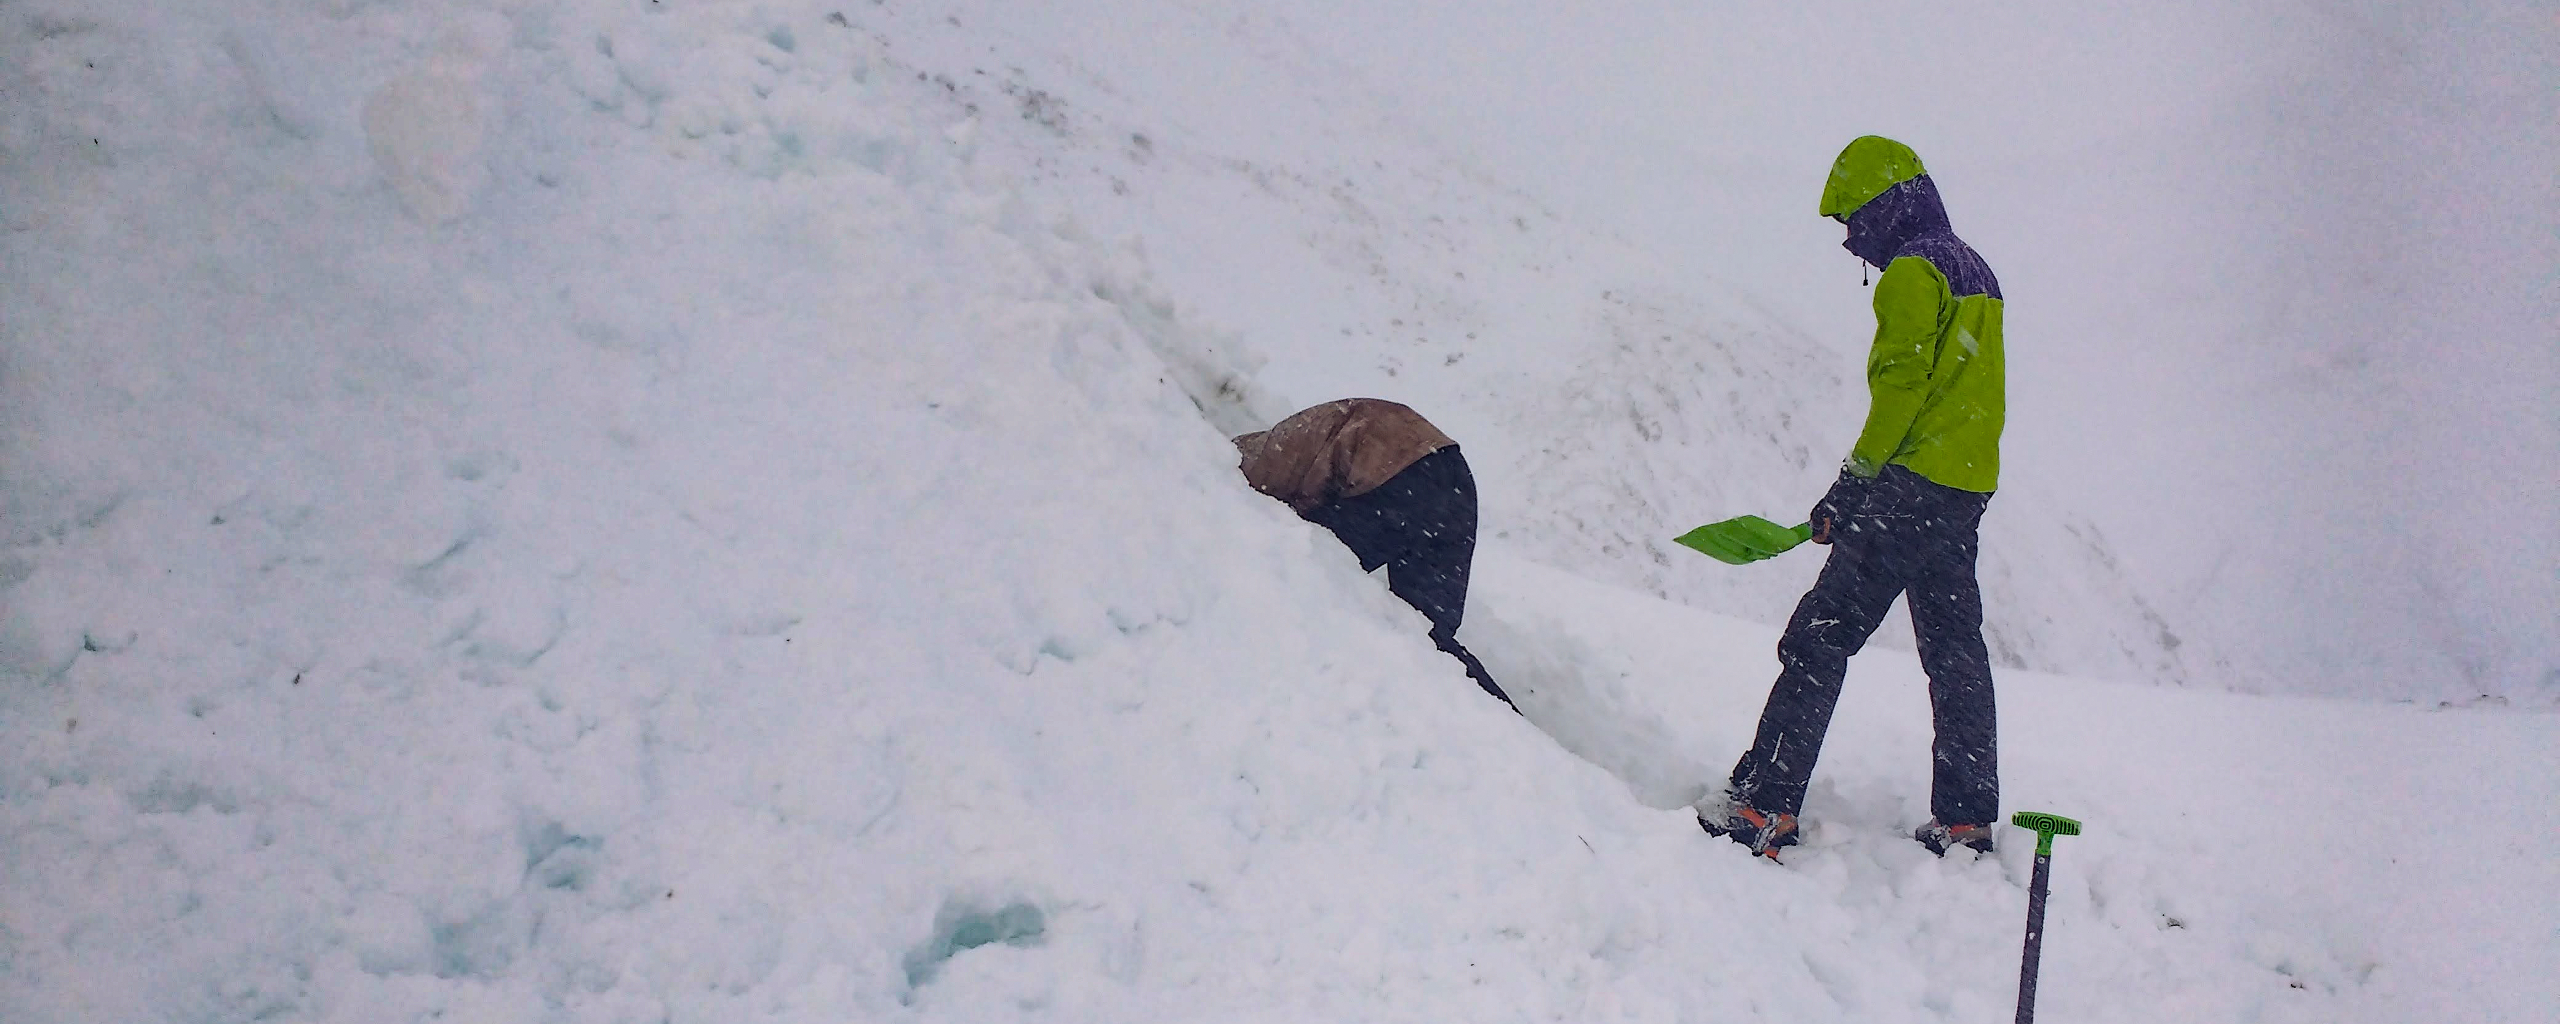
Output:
(1672, 515), (1814, 565)
(2010, 810), (2083, 1024)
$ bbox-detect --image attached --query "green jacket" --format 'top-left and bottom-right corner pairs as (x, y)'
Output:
(1824, 136), (2005, 493)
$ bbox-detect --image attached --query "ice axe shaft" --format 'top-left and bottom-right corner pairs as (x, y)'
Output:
(2011, 811), (2082, 1024)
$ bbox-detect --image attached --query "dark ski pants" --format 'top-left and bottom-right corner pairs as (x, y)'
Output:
(1729, 466), (1997, 825)
(1302, 446), (1514, 709)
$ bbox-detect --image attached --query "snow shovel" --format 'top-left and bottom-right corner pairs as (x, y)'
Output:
(1673, 516), (1814, 565)
(2010, 810), (2083, 1024)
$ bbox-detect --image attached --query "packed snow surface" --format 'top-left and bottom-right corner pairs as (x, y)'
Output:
(3, 2), (2552, 1022)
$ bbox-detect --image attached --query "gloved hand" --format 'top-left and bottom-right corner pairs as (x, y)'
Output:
(1809, 467), (1873, 545)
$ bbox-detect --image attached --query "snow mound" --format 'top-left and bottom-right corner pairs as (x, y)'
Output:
(1, 3), (1658, 1019)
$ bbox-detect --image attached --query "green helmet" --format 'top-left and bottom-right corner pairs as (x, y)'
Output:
(1819, 136), (1927, 220)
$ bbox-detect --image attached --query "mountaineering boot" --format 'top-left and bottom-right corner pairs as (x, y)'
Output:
(1693, 787), (1741, 839)
(1914, 819), (1995, 856)
(1697, 790), (1798, 859)
(1727, 805), (1799, 859)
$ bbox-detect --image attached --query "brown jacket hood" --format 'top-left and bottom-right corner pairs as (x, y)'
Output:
(1233, 399), (1455, 512)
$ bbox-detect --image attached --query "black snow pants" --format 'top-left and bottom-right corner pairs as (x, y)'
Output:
(1728, 465), (1997, 825)
(1301, 445), (1513, 709)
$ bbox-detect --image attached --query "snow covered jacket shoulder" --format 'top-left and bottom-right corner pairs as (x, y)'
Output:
(1234, 399), (1455, 512)
(1825, 140), (2005, 494)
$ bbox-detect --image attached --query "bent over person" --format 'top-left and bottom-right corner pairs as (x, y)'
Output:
(1702, 136), (2005, 858)
(1234, 399), (1513, 709)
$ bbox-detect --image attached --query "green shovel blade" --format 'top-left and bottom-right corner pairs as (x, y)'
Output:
(1673, 516), (1814, 565)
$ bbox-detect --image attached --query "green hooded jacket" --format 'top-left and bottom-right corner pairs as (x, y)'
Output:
(1823, 137), (2004, 494)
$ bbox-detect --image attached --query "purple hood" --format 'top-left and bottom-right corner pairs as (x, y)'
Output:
(1840, 175), (2002, 300)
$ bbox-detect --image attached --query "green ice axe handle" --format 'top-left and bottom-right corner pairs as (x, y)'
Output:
(2011, 811), (2082, 857)
(2009, 811), (2081, 1024)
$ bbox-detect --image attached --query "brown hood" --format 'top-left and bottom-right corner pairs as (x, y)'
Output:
(1233, 399), (1454, 512)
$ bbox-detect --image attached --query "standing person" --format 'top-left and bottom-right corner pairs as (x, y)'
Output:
(1234, 399), (1514, 710)
(1701, 136), (2006, 858)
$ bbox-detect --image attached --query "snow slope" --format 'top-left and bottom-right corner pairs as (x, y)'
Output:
(835, 0), (2203, 688)
(3, 2), (2553, 1023)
